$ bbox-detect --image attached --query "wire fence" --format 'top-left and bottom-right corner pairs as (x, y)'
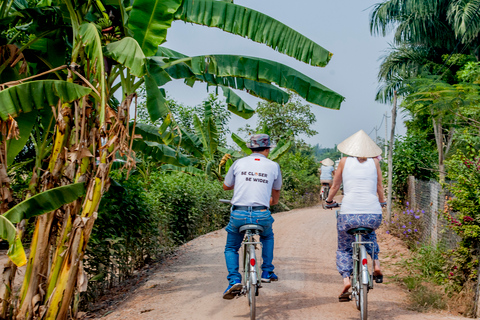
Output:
(407, 176), (460, 250)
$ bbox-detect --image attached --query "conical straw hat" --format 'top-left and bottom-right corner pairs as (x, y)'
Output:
(321, 158), (334, 166)
(337, 130), (382, 157)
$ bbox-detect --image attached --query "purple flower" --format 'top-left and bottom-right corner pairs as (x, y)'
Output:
(414, 215), (420, 219)
(421, 210), (425, 214)
(402, 225), (406, 228)
(414, 229), (418, 232)
(402, 211), (405, 214)
(416, 241), (419, 244)
(409, 222), (412, 225)
(408, 229), (412, 232)
(406, 235), (409, 238)
(403, 231), (407, 234)
(406, 202), (409, 206)
(386, 231), (390, 234)
(410, 209), (414, 213)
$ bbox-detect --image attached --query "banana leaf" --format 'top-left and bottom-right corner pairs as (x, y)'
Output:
(231, 133), (252, 155)
(104, 37), (147, 77)
(3, 183), (86, 223)
(268, 139), (293, 161)
(145, 73), (170, 122)
(0, 182), (85, 266)
(7, 109), (37, 166)
(0, 80), (91, 120)
(128, 0), (182, 57)
(174, 0), (333, 67)
(150, 55), (344, 110)
(220, 86), (254, 119)
(173, 126), (203, 158)
(151, 50), (290, 105)
(78, 23), (106, 126)
(132, 140), (191, 166)
(193, 114), (217, 160)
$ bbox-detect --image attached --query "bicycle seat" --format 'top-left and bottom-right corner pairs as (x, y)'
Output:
(239, 224), (264, 234)
(347, 227), (373, 235)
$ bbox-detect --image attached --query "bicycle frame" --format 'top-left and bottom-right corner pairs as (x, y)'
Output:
(351, 234), (374, 289)
(243, 230), (263, 285)
(241, 230), (263, 294)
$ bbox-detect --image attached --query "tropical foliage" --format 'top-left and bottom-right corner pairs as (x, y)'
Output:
(0, 0), (344, 317)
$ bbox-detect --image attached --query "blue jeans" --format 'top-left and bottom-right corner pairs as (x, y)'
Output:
(224, 209), (275, 284)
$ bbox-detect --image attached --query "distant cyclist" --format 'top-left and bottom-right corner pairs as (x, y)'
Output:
(222, 134), (282, 299)
(319, 158), (335, 188)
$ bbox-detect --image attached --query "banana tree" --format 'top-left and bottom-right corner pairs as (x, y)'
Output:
(0, 0), (344, 318)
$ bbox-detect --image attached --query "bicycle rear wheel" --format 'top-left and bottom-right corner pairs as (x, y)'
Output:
(249, 281), (256, 320)
(360, 283), (368, 320)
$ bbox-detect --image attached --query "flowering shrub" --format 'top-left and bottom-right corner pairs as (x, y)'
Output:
(443, 136), (480, 289)
(384, 202), (424, 248)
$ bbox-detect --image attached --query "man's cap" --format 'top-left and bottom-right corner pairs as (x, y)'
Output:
(246, 134), (271, 148)
(337, 130), (382, 157)
(321, 158), (334, 166)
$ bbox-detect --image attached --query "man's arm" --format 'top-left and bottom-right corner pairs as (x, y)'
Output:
(223, 183), (234, 191)
(270, 189), (280, 206)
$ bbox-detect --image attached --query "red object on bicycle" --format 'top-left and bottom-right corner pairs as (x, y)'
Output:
(250, 258), (256, 266)
(362, 258), (368, 266)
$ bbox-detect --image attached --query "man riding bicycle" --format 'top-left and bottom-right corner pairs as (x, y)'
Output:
(222, 134), (282, 299)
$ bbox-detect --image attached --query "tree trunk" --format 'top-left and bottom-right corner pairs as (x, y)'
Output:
(387, 91), (397, 222)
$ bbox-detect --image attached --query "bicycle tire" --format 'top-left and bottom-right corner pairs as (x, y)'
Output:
(249, 282), (256, 320)
(360, 283), (368, 320)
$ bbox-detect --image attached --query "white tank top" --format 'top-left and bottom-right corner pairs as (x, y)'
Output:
(340, 157), (382, 215)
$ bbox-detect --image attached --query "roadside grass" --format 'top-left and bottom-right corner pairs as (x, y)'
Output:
(379, 228), (476, 316)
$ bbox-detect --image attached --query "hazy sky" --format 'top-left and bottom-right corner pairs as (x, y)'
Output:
(161, 0), (406, 148)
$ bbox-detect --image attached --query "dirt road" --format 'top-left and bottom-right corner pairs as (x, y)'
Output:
(96, 205), (464, 320)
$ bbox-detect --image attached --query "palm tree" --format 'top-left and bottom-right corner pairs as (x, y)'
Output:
(0, 0), (344, 318)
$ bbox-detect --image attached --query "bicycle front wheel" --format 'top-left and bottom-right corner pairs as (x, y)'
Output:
(360, 283), (368, 320)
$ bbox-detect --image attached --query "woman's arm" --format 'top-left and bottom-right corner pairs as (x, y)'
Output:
(374, 158), (386, 203)
(326, 158), (346, 202)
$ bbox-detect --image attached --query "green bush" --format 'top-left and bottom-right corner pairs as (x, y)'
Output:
(277, 149), (320, 209)
(143, 171), (232, 244)
(391, 132), (437, 201)
(84, 173), (162, 303)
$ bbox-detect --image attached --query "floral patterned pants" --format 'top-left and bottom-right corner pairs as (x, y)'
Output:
(336, 213), (383, 278)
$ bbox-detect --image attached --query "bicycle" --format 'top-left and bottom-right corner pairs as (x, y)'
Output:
(220, 199), (263, 320)
(325, 202), (378, 320)
(320, 182), (330, 201)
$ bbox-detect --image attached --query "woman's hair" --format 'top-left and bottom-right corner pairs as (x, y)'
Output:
(250, 147), (269, 152)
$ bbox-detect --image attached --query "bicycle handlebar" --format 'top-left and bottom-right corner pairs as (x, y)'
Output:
(325, 202), (340, 209)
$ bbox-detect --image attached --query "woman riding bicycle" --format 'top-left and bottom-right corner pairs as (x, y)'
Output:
(324, 130), (386, 301)
(319, 158), (335, 189)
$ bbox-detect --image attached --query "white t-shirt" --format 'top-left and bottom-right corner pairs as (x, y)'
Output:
(340, 157), (382, 214)
(224, 153), (282, 207)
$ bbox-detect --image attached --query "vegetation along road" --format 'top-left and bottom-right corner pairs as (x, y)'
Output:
(95, 204), (464, 320)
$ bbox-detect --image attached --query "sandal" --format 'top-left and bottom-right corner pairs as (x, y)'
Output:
(338, 291), (351, 302)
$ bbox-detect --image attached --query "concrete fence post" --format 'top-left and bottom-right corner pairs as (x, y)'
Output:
(430, 181), (439, 246)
